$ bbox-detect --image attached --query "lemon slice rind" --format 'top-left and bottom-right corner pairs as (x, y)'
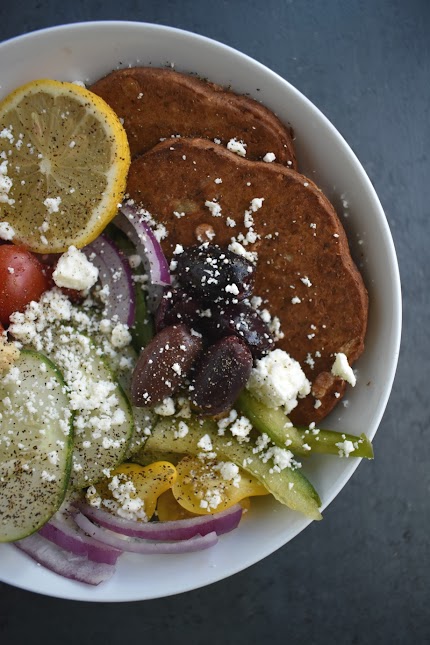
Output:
(0, 79), (130, 253)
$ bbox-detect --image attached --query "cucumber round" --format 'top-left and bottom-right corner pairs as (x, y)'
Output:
(108, 344), (156, 458)
(0, 350), (73, 542)
(53, 326), (134, 489)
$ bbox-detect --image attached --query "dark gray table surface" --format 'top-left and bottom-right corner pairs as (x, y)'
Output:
(0, 1), (428, 643)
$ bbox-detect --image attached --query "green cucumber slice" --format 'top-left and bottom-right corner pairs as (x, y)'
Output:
(236, 391), (305, 453)
(0, 350), (73, 542)
(39, 325), (134, 489)
(236, 390), (373, 459)
(137, 418), (322, 521)
(110, 345), (156, 458)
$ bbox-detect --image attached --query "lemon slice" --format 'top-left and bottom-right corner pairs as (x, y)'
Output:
(0, 79), (130, 253)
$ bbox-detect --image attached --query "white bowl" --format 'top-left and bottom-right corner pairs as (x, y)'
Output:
(0, 21), (401, 602)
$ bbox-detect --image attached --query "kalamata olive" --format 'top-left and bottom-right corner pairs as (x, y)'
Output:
(191, 336), (253, 416)
(175, 244), (255, 302)
(206, 302), (274, 358)
(155, 289), (204, 333)
(131, 324), (203, 407)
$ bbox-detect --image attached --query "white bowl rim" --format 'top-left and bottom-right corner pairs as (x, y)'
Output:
(0, 20), (402, 602)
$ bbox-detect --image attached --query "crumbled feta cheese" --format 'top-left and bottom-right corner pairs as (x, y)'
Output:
(247, 349), (311, 413)
(335, 439), (356, 457)
(230, 416), (252, 439)
(174, 421), (189, 439)
(0, 127), (14, 143)
(176, 397), (191, 419)
(201, 489), (222, 510)
(263, 152), (276, 163)
(0, 159), (14, 206)
(260, 309), (271, 323)
(250, 197), (264, 212)
(219, 461), (239, 481)
(225, 283), (239, 296)
(205, 200), (222, 217)
(331, 352), (356, 386)
(110, 323), (132, 349)
(172, 362), (182, 376)
(197, 434), (213, 452)
(228, 240), (258, 264)
(43, 196), (62, 214)
(107, 474), (147, 521)
(53, 246), (99, 291)
(217, 409), (238, 435)
(86, 485), (102, 508)
(244, 210), (254, 229)
(263, 446), (294, 471)
(154, 397), (176, 416)
(227, 138), (247, 157)
(99, 319), (112, 334)
(0, 221), (15, 240)
(300, 276), (312, 287)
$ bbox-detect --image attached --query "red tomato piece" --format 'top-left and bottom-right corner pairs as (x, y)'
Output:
(0, 245), (50, 325)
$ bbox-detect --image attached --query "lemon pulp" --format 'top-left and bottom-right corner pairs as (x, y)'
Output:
(0, 79), (130, 253)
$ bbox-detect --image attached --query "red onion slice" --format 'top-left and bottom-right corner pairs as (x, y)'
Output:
(117, 204), (171, 287)
(79, 502), (243, 541)
(15, 533), (116, 586)
(39, 510), (122, 565)
(83, 234), (136, 327)
(74, 513), (218, 554)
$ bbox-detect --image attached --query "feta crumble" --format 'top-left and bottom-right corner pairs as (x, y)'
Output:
(43, 196), (62, 214)
(53, 246), (99, 291)
(263, 152), (276, 163)
(205, 200), (222, 217)
(247, 349), (311, 414)
(0, 221), (15, 240)
(227, 138), (247, 157)
(229, 416), (252, 440)
(110, 323), (132, 349)
(331, 352), (356, 387)
(335, 439), (356, 457)
(154, 397), (176, 416)
(0, 159), (15, 206)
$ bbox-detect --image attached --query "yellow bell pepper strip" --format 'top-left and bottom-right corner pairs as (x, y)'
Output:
(172, 456), (268, 515)
(91, 461), (177, 521)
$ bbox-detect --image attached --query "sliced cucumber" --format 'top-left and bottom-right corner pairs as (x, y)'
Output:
(40, 325), (134, 489)
(137, 418), (322, 521)
(236, 391), (305, 453)
(0, 350), (73, 542)
(236, 390), (373, 459)
(104, 343), (156, 458)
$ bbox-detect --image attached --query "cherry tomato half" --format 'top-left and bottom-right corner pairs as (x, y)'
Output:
(0, 245), (50, 325)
